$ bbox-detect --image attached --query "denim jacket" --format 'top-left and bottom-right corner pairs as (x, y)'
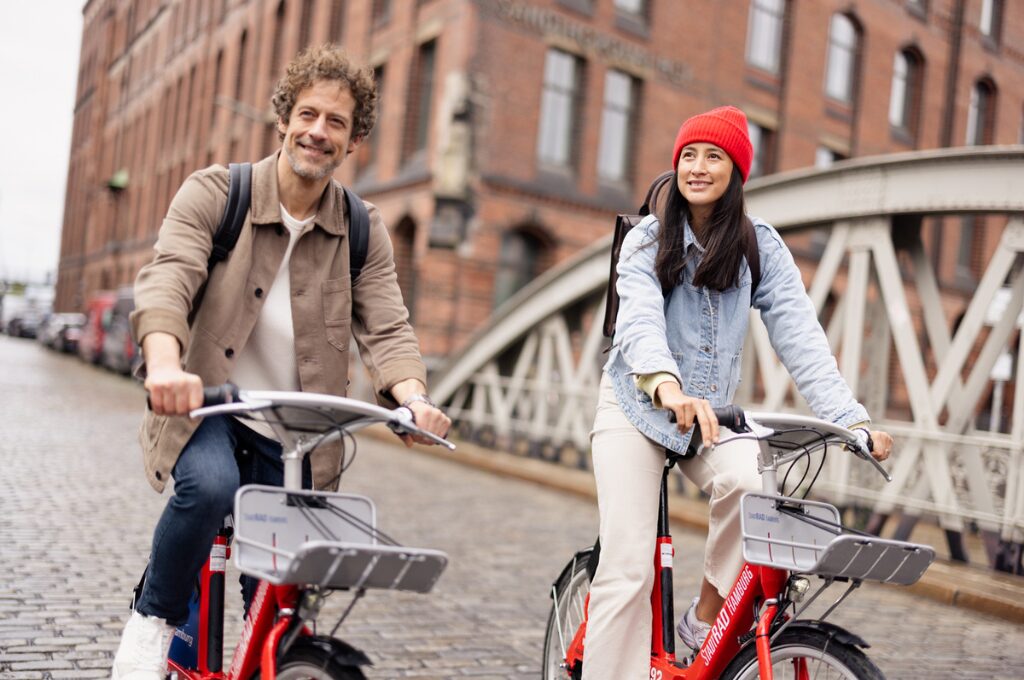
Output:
(604, 214), (869, 454)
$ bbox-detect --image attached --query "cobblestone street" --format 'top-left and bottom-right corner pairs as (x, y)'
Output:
(1, 335), (1023, 679)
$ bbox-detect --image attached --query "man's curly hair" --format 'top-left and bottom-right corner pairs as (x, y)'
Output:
(271, 44), (377, 141)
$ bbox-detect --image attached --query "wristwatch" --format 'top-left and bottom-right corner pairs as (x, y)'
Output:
(400, 393), (436, 409)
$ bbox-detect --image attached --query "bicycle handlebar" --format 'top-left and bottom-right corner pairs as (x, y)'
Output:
(667, 403), (890, 481)
(202, 383), (240, 406)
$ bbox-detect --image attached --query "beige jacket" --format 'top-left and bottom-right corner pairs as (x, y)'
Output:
(131, 152), (426, 492)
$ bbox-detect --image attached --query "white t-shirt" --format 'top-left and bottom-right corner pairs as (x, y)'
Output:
(230, 204), (315, 439)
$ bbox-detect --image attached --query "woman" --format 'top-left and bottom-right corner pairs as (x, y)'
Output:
(583, 106), (894, 679)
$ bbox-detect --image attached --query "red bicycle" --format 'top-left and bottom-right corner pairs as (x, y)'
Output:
(159, 385), (452, 679)
(543, 407), (935, 679)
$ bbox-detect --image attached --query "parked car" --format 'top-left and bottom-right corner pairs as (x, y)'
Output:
(6, 308), (46, 338)
(78, 291), (116, 364)
(38, 313), (87, 352)
(100, 288), (140, 375)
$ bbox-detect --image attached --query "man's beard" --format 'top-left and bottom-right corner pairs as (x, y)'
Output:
(284, 139), (342, 181)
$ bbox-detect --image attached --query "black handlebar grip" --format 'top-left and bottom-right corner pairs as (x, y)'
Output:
(202, 383), (239, 406)
(665, 404), (746, 431)
(712, 405), (746, 432)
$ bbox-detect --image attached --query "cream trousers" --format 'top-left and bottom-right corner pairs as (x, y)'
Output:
(581, 375), (761, 680)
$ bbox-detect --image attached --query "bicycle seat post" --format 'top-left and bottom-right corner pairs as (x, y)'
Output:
(282, 444), (304, 491)
(757, 441), (779, 495)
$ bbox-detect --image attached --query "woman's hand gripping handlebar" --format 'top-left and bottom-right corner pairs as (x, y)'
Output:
(665, 401), (747, 452)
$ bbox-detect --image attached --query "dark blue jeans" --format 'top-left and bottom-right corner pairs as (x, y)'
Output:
(135, 416), (311, 625)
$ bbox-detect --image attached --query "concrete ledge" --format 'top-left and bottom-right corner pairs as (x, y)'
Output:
(364, 426), (1024, 624)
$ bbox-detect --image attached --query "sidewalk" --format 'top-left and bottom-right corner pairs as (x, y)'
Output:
(373, 427), (1024, 625)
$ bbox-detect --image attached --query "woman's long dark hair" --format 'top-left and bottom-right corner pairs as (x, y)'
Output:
(652, 166), (750, 292)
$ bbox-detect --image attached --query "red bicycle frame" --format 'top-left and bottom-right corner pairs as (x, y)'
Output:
(564, 461), (792, 680)
(166, 530), (305, 680)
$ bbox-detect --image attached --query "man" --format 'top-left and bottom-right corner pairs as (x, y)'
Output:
(112, 45), (450, 676)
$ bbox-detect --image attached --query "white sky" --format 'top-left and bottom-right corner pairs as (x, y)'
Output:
(0, 2), (82, 284)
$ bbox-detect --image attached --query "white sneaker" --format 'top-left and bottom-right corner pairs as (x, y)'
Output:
(111, 611), (174, 679)
(676, 597), (712, 651)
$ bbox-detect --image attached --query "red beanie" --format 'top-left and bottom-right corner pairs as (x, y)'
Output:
(672, 106), (754, 183)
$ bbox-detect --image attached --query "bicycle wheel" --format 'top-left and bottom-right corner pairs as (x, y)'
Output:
(275, 646), (367, 680)
(719, 628), (884, 680)
(542, 548), (594, 680)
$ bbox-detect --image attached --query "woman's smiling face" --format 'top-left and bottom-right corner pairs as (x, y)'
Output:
(676, 143), (734, 212)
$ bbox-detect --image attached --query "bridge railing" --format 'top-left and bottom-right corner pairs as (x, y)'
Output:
(429, 146), (1024, 571)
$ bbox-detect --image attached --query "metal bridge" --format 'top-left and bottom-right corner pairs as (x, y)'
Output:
(428, 146), (1024, 573)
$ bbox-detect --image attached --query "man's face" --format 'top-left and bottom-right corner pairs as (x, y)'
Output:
(278, 80), (362, 181)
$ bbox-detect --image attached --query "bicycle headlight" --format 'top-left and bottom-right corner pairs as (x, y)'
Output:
(788, 576), (811, 603)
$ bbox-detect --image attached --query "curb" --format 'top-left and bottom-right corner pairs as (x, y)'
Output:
(364, 426), (1024, 624)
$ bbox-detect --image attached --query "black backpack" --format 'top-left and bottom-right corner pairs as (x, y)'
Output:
(602, 170), (761, 338)
(206, 162), (370, 279)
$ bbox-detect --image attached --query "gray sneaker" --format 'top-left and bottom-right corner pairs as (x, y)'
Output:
(676, 597), (712, 651)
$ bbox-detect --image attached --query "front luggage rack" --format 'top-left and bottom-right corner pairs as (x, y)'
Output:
(740, 493), (935, 586)
(233, 485), (448, 593)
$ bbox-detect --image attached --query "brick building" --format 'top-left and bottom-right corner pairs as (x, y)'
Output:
(57, 0), (1024, 363)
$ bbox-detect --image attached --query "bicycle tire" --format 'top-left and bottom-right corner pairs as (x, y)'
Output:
(718, 628), (885, 680)
(274, 646), (367, 680)
(542, 548), (594, 680)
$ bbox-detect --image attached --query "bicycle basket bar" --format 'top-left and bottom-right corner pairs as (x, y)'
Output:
(808, 534), (935, 586)
(280, 542), (447, 593)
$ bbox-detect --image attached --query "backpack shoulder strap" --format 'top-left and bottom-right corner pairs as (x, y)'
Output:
(641, 169), (676, 220)
(745, 218), (761, 304)
(207, 162), (252, 273)
(344, 186), (370, 283)
(602, 170), (676, 338)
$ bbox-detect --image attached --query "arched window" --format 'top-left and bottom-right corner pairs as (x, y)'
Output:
(393, 216), (417, 320)
(966, 78), (997, 146)
(888, 47), (924, 138)
(493, 228), (551, 308)
(823, 13), (860, 104)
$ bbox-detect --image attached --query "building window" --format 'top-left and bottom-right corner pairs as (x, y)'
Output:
(372, 0), (390, 26)
(597, 70), (638, 184)
(393, 217), (417, 321)
(357, 65), (384, 173)
(746, 0), (785, 74)
(404, 41), (436, 161)
(824, 13), (860, 104)
(814, 146), (846, 169)
(747, 121), (774, 178)
(270, 2), (286, 76)
(965, 79), (997, 145)
(614, 0), (645, 16)
(957, 217), (979, 280)
(494, 229), (546, 308)
(888, 48), (923, 137)
(298, 0), (315, 51)
(329, 0), (346, 42)
(979, 0), (1004, 42)
(537, 49), (584, 170)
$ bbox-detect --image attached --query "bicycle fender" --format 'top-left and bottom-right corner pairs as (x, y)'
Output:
(290, 636), (373, 667)
(778, 620), (870, 649)
(549, 547), (595, 597)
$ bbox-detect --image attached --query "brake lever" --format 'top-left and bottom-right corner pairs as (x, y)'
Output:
(849, 428), (893, 482)
(389, 407), (457, 450)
